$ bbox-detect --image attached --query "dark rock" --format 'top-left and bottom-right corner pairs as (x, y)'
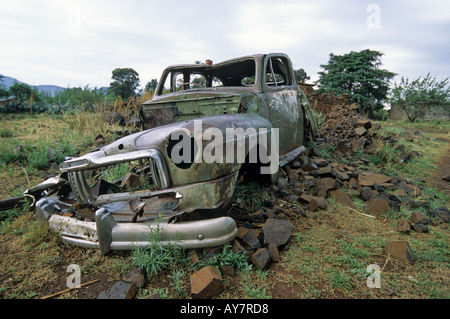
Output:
(97, 280), (137, 299)
(412, 224), (429, 233)
(268, 243), (281, 262)
(359, 186), (376, 202)
(276, 177), (289, 189)
(314, 177), (338, 197)
(250, 248), (271, 269)
(262, 218), (292, 248)
(329, 188), (355, 209)
(241, 230), (262, 250)
(306, 197), (327, 211)
(397, 219), (411, 234)
(122, 267), (146, 288)
(411, 211), (431, 225)
(366, 196), (391, 216)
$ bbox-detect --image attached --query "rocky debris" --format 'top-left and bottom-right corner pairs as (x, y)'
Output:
(262, 218), (292, 248)
(122, 267), (146, 288)
(384, 241), (414, 264)
(397, 219), (411, 234)
(96, 267), (145, 299)
(97, 280), (137, 299)
(190, 266), (224, 299)
(250, 248), (272, 270)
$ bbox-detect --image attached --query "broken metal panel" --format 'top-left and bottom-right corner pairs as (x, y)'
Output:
(48, 214), (98, 242)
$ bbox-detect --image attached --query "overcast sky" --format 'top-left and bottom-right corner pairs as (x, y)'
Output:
(1, 0), (449, 90)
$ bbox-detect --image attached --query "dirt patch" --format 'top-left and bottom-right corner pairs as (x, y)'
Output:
(428, 136), (450, 195)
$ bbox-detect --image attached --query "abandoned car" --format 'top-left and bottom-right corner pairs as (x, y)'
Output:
(26, 53), (319, 254)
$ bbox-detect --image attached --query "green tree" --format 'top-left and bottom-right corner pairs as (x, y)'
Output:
(109, 68), (140, 100)
(8, 82), (42, 104)
(389, 73), (450, 122)
(317, 49), (396, 116)
(145, 79), (158, 92)
(0, 76), (8, 98)
(294, 68), (310, 84)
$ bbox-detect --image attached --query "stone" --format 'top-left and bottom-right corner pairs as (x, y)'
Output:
(317, 166), (333, 177)
(412, 224), (429, 233)
(250, 248), (271, 270)
(268, 243), (281, 262)
(97, 280), (137, 299)
(220, 265), (235, 277)
(366, 196), (391, 216)
(231, 239), (246, 254)
(329, 188), (355, 209)
(285, 194), (300, 203)
(442, 175), (450, 182)
(359, 187), (376, 202)
(314, 177), (338, 197)
(141, 292), (161, 299)
(241, 230), (262, 250)
(397, 219), (411, 234)
(190, 266), (224, 299)
(301, 162), (318, 172)
(358, 173), (391, 187)
(276, 176), (289, 189)
(411, 212), (430, 225)
(336, 141), (350, 154)
(355, 118), (371, 129)
(307, 197), (327, 211)
(122, 267), (146, 288)
(384, 241), (414, 264)
(262, 218), (292, 248)
(354, 127), (367, 136)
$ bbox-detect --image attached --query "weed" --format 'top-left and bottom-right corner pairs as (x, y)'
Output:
(196, 244), (252, 273)
(327, 270), (352, 291)
(168, 268), (188, 298)
(130, 215), (189, 278)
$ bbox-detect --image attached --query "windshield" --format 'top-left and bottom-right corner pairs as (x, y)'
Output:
(158, 58), (256, 95)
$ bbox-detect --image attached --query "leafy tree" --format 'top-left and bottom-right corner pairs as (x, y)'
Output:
(109, 68), (140, 100)
(317, 49), (396, 115)
(294, 68), (310, 84)
(145, 79), (158, 92)
(8, 83), (42, 104)
(389, 73), (450, 122)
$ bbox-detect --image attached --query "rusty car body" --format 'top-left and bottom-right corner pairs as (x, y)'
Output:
(28, 53), (318, 254)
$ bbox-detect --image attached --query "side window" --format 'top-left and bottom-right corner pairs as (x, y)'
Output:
(265, 57), (292, 87)
(161, 72), (172, 94)
(190, 74), (207, 89)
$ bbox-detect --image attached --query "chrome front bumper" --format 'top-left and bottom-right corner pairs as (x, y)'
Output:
(35, 171), (239, 255)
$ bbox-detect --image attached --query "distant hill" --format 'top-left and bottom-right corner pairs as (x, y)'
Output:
(0, 74), (65, 97)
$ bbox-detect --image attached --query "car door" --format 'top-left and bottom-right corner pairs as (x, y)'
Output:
(263, 54), (305, 155)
